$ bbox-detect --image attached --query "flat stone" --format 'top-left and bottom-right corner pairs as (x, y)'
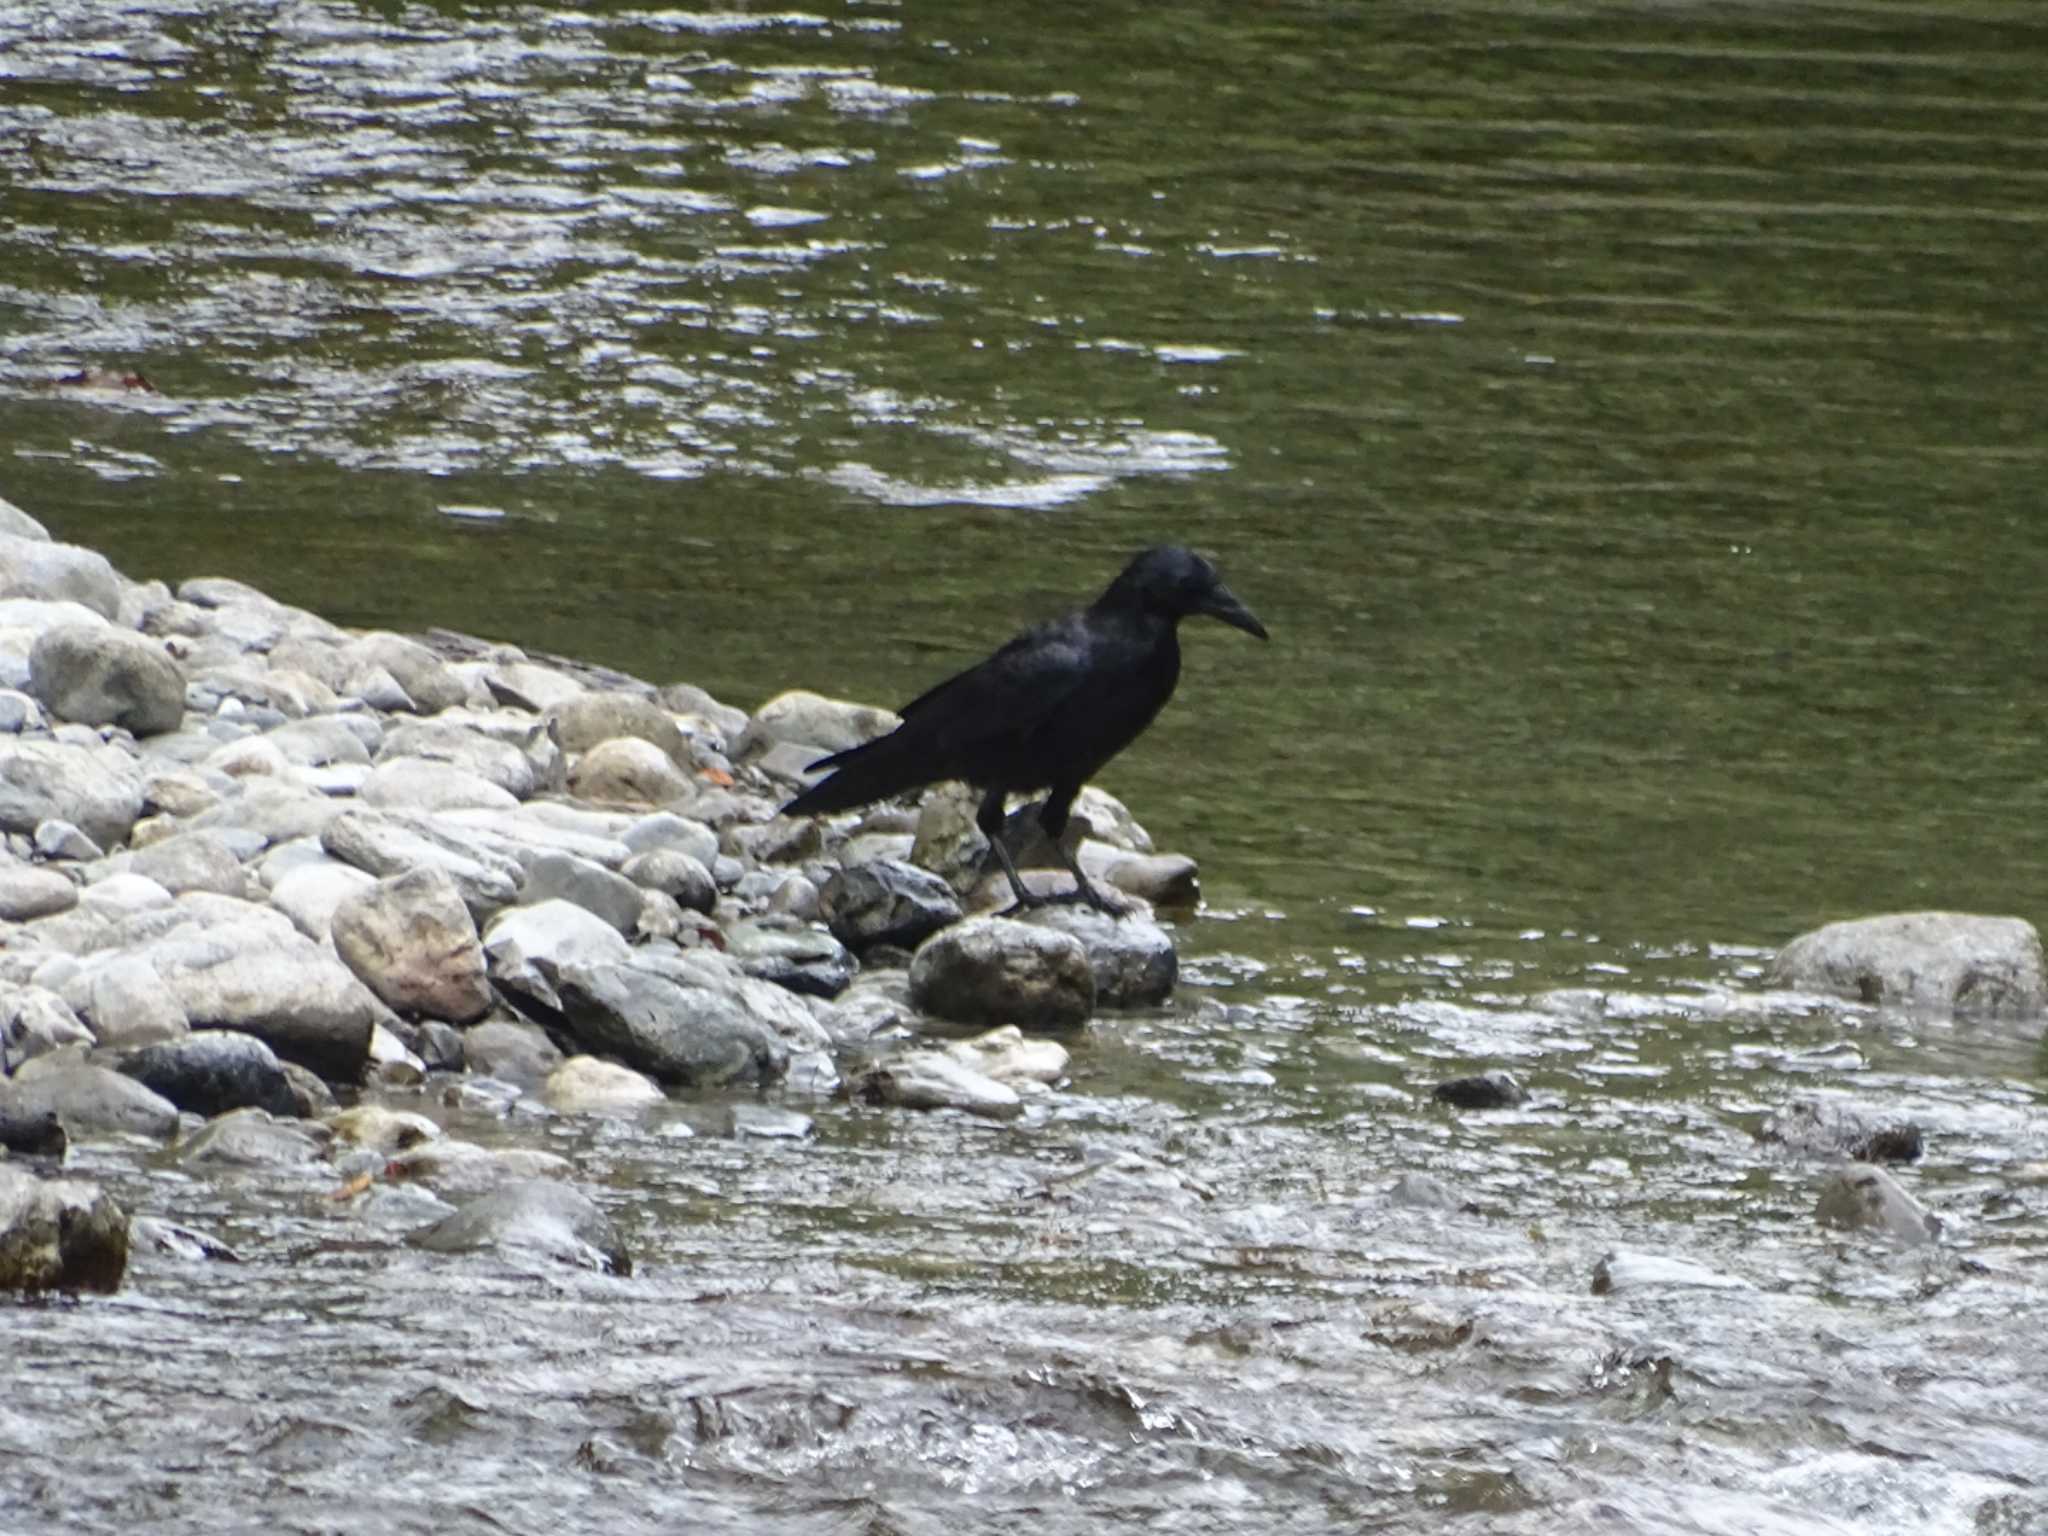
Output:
(321, 807), (523, 920)
(409, 1178), (629, 1274)
(553, 954), (790, 1088)
(724, 917), (856, 999)
(267, 856), (378, 942)
(360, 756), (519, 813)
(850, 1049), (1022, 1120)
(377, 718), (540, 798)
(173, 1107), (332, 1168)
(126, 829), (253, 899)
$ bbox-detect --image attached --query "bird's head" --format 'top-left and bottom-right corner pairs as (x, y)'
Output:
(1107, 546), (1269, 639)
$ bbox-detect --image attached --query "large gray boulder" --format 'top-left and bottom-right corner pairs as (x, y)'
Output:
(330, 865), (492, 1024)
(553, 954), (789, 1088)
(27, 624), (185, 735)
(0, 740), (144, 849)
(0, 1166), (128, 1293)
(1770, 912), (2046, 1018)
(908, 917), (1095, 1032)
(142, 923), (382, 1082)
(0, 534), (122, 619)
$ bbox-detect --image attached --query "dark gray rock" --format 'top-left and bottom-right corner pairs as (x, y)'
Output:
(907, 917), (1095, 1033)
(554, 956), (788, 1088)
(1770, 911), (2047, 1018)
(724, 917), (856, 999)
(0, 1101), (65, 1156)
(1815, 1164), (1942, 1245)
(1433, 1071), (1527, 1110)
(818, 858), (961, 951)
(331, 865), (492, 1024)
(619, 846), (717, 914)
(27, 623), (185, 735)
(115, 1029), (300, 1118)
(0, 1165), (128, 1293)
(409, 1178), (630, 1275)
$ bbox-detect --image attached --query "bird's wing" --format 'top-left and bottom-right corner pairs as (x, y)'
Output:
(895, 616), (1099, 747)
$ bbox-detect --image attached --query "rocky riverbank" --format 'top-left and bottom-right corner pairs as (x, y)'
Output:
(0, 497), (1195, 1288)
(1, 497), (2040, 1293)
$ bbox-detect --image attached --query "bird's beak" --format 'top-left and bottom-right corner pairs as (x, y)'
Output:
(1202, 584), (1269, 640)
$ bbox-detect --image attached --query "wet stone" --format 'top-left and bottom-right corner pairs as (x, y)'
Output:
(724, 917), (857, 999)
(173, 1108), (333, 1169)
(908, 916), (1095, 1033)
(385, 1141), (573, 1200)
(461, 1018), (565, 1092)
(1592, 1249), (1755, 1296)
(943, 1025), (1069, 1090)
(850, 1048), (1023, 1121)
(1815, 1164), (1942, 1245)
(0, 1165), (128, 1294)
(1770, 910), (2047, 1020)
(115, 1029), (301, 1118)
(818, 858), (962, 952)
(1761, 1097), (1925, 1164)
(1433, 1071), (1528, 1110)
(409, 1178), (630, 1275)
(553, 958), (788, 1089)
(1022, 905), (1176, 1008)
(543, 1054), (668, 1115)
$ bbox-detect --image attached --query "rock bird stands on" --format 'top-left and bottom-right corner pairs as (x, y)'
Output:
(782, 546), (1268, 912)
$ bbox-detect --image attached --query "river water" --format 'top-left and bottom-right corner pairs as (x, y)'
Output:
(3, 2), (2048, 1532)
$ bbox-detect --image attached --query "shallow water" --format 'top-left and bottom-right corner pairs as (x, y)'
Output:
(4, 2), (2048, 1532)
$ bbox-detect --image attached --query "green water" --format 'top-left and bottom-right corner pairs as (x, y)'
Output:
(6, 2), (2046, 963)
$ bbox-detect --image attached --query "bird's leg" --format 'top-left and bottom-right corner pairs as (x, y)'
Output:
(978, 785), (1040, 912)
(1038, 784), (1127, 916)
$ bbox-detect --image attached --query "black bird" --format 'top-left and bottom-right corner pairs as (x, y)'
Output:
(782, 546), (1268, 912)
